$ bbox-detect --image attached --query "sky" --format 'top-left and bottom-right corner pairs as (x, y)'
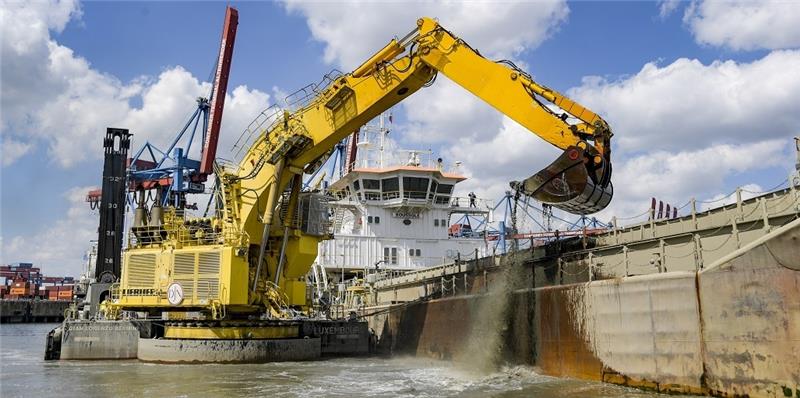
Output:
(2, 0), (799, 277)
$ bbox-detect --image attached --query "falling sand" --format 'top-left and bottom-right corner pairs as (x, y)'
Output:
(454, 255), (529, 373)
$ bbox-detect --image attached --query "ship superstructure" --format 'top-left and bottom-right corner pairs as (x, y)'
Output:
(315, 115), (490, 280)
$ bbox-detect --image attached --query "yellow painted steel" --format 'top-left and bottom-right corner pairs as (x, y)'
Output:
(115, 245), (248, 309)
(352, 39), (405, 78)
(110, 16), (613, 322)
(164, 324), (299, 339)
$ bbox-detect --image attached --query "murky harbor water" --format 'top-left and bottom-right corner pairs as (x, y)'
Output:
(1, 324), (693, 398)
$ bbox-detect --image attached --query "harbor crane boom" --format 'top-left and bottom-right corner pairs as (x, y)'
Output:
(107, 17), (614, 331)
(199, 6), (238, 176)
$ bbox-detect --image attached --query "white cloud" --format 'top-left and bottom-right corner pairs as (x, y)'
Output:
(443, 116), (562, 202)
(684, 0), (800, 51)
(401, 79), (502, 145)
(601, 140), (788, 223)
(1, 137), (33, 166)
(28, 42), (141, 166)
(0, 0), (79, 54)
(119, 68), (271, 163)
(217, 85), (273, 160)
(568, 51), (800, 153)
(284, 0), (569, 70)
(565, 49), (799, 222)
(0, 0), (271, 168)
(1, 0), (84, 161)
(657, 0), (681, 19)
(2, 186), (96, 276)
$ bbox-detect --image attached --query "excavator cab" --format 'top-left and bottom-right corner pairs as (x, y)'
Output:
(511, 144), (613, 215)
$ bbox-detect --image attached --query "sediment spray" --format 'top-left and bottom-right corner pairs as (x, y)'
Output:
(455, 253), (529, 373)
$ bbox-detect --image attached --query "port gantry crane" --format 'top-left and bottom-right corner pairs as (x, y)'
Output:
(105, 17), (614, 342)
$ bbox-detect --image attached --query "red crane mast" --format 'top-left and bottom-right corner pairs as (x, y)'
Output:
(200, 6), (238, 175)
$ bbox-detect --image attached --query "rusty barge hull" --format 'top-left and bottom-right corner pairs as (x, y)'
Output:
(364, 200), (800, 397)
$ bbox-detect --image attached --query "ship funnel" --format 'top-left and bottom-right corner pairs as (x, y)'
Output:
(511, 145), (613, 215)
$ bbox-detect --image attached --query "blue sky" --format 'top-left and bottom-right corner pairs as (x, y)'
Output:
(2, 0), (799, 276)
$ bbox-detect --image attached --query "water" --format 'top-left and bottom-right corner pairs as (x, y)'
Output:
(1, 324), (692, 398)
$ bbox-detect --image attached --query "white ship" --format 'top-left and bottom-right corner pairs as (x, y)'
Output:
(313, 114), (491, 284)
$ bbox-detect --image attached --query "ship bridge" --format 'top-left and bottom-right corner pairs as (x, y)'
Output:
(314, 120), (491, 278)
(328, 165), (489, 214)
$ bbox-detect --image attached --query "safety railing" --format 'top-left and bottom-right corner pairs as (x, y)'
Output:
(230, 105), (284, 161)
(449, 196), (492, 210)
(283, 70), (345, 111)
(127, 209), (246, 249)
(565, 188), (799, 279)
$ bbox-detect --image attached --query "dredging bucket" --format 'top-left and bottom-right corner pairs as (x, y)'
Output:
(511, 145), (613, 215)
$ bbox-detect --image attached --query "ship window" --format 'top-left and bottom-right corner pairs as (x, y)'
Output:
(429, 181), (438, 199)
(434, 219), (439, 227)
(367, 216), (373, 223)
(374, 216), (380, 224)
(383, 247), (398, 265)
(363, 179), (380, 190)
(416, 249), (421, 257)
(403, 177), (429, 199)
(353, 180), (360, 191)
(382, 178), (399, 200)
(409, 249), (414, 256)
(436, 184), (453, 194)
(382, 177), (399, 191)
(365, 192), (381, 201)
(441, 219), (447, 227)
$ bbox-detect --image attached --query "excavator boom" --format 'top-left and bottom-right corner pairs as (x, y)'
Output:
(237, 17), (612, 230)
(110, 16), (615, 321)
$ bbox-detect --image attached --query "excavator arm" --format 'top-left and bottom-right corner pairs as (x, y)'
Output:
(233, 17), (613, 240)
(222, 16), (614, 307)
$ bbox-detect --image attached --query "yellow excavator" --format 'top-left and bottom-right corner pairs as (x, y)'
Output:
(105, 17), (613, 348)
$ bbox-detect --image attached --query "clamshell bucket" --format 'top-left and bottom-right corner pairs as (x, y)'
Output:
(511, 146), (613, 215)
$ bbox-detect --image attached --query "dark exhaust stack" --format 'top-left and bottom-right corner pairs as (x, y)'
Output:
(511, 145), (613, 215)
